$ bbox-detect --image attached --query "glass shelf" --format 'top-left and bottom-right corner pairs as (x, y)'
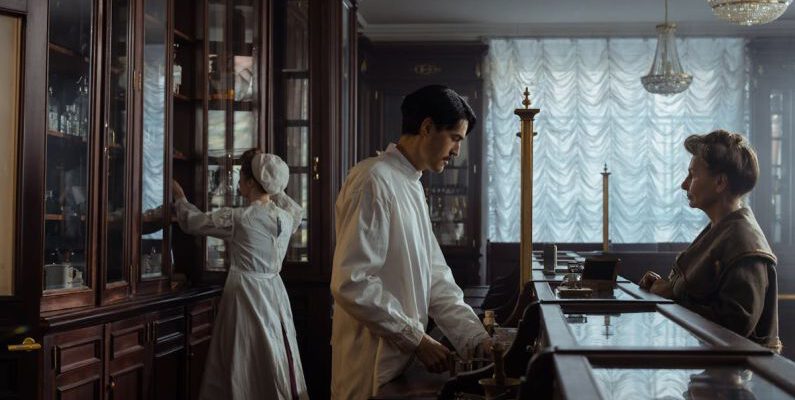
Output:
(275, 0), (310, 263)
(202, 0), (260, 272)
(565, 311), (704, 348)
(44, 0), (93, 293)
(592, 367), (794, 400)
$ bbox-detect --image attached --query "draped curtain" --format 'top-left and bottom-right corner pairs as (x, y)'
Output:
(485, 38), (748, 243)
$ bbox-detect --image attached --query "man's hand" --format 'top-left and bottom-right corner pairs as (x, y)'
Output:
(415, 334), (450, 373)
(476, 337), (493, 358)
(639, 271), (662, 290)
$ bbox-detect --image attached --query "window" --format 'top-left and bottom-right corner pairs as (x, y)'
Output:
(485, 38), (748, 243)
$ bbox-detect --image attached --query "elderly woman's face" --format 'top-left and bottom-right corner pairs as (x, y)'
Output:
(681, 157), (722, 210)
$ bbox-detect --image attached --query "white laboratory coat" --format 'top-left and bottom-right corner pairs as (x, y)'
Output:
(174, 198), (308, 400)
(330, 144), (489, 399)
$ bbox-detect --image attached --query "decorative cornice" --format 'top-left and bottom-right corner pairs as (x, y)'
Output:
(362, 21), (795, 41)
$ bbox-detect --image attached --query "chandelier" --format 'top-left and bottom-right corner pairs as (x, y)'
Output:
(708, 0), (793, 26)
(641, 0), (692, 95)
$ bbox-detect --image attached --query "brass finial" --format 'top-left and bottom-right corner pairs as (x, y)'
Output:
(522, 87), (531, 109)
(602, 163), (610, 175)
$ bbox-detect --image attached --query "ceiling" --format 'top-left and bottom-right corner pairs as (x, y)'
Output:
(358, 0), (795, 41)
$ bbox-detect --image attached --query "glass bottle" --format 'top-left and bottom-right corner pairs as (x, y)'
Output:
(59, 106), (70, 135)
(76, 75), (89, 138)
(172, 43), (182, 95)
(48, 85), (59, 131)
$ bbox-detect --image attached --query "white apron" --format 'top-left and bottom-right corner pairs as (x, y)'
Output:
(175, 198), (308, 400)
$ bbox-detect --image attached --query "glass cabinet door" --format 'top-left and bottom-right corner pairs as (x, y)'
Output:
(140, 0), (169, 279)
(275, 0), (310, 262)
(204, 0), (260, 271)
(767, 90), (793, 246)
(104, 0), (132, 285)
(426, 138), (470, 247)
(44, 0), (94, 292)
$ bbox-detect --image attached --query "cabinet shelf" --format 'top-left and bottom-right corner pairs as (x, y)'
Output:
(426, 186), (468, 196)
(48, 42), (89, 63)
(47, 130), (87, 144)
(174, 29), (195, 43)
(208, 99), (253, 111)
(173, 93), (194, 102)
(45, 214), (86, 221)
(144, 13), (164, 27)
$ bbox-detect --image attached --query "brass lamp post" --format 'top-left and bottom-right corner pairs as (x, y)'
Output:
(514, 88), (540, 288)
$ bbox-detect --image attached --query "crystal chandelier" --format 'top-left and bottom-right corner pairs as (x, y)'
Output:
(641, 0), (692, 95)
(708, 0), (793, 26)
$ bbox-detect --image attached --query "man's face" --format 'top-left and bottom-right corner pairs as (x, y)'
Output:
(681, 156), (723, 211)
(420, 118), (468, 173)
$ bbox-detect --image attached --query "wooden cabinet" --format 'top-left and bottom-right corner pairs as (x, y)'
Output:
(44, 325), (105, 400)
(748, 38), (795, 361)
(358, 41), (487, 286)
(106, 315), (150, 400)
(41, 294), (217, 400)
(269, 0), (358, 397)
(150, 307), (187, 400)
(4, 0), (357, 397)
(186, 299), (215, 400)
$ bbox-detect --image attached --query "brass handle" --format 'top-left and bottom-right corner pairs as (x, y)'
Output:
(312, 156), (320, 181)
(7, 337), (41, 352)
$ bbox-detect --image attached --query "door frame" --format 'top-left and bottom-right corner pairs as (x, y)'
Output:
(0, 1), (46, 399)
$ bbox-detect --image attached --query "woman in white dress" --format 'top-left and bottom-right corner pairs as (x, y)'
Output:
(173, 149), (308, 400)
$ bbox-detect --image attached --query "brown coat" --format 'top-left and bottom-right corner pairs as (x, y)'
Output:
(668, 207), (781, 351)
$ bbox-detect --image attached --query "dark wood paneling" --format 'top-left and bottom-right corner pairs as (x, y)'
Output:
(152, 346), (185, 400)
(56, 376), (101, 400)
(45, 325), (104, 400)
(285, 284), (331, 400)
(4, 0), (48, 397)
(0, 357), (19, 398)
(0, 0), (25, 13)
(41, 287), (221, 334)
(151, 307), (187, 400)
(779, 300), (795, 361)
(107, 315), (150, 400)
(186, 298), (214, 400)
(109, 363), (145, 400)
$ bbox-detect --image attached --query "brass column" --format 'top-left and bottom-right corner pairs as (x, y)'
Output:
(515, 88), (540, 287)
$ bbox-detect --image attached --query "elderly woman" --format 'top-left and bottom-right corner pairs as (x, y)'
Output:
(173, 149), (307, 399)
(639, 130), (781, 352)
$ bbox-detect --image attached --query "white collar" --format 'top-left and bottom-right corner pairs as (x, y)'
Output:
(385, 143), (423, 181)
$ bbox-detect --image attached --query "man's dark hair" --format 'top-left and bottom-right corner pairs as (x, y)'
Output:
(400, 85), (476, 136)
(684, 129), (759, 196)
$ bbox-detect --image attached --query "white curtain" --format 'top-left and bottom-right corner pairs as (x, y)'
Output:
(485, 38), (748, 243)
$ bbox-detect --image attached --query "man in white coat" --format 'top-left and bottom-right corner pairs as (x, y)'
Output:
(331, 85), (491, 399)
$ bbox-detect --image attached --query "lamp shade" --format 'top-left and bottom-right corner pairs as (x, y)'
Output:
(708, 0), (793, 26)
(641, 23), (693, 95)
